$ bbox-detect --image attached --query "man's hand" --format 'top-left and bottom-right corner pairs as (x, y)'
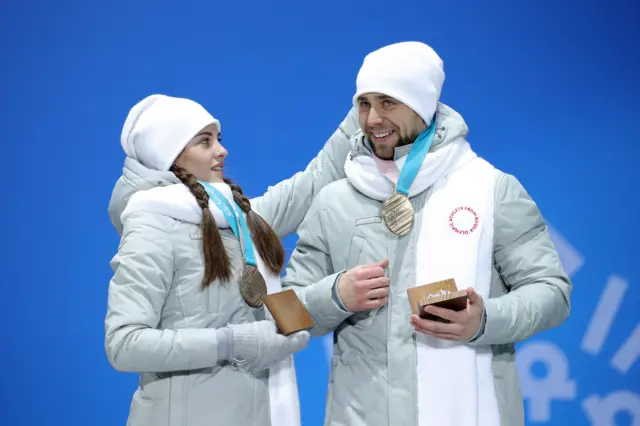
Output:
(337, 259), (390, 312)
(410, 287), (484, 341)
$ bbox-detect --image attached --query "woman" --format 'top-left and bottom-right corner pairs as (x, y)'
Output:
(105, 94), (359, 426)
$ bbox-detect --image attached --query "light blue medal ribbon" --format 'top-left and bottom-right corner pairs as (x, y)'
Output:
(382, 116), (438, 236)
(232, 200), (258, 269)
(199, 181), (258, 267)
(198, 181), (266, 307)
(395, 116), (438, 196)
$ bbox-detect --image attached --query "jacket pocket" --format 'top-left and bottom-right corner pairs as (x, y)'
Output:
(127, 380), (171, 426)
(355, 216), (382, 226)
(127, 392), (157, 426)
(328, 351), (388, 425)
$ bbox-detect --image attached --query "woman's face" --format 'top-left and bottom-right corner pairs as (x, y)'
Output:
(174, 123), (227, 183)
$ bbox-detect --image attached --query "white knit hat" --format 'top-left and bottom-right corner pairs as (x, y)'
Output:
(120, 94), (220, 171)
(353, 41), (445, 126)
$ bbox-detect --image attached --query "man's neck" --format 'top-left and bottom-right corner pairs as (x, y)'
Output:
(364, 138), (414, 161)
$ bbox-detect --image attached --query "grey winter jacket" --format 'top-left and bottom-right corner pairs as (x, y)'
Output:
(283, 103), (572, 426)
(104, 107), (360, 426)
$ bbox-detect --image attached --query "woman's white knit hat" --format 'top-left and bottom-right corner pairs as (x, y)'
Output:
(121, 94), (220, 171)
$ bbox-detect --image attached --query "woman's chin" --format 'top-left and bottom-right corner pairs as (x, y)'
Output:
(208, 171), (224, 183)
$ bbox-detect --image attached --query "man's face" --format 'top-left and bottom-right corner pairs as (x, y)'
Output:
(357, 93), (426, 160)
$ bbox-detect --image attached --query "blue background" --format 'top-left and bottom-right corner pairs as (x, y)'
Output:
(2, 0), (639, 425)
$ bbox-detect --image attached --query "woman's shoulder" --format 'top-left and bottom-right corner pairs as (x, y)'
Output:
(121, 184), (202, 230)
(121, 208), (177, 234)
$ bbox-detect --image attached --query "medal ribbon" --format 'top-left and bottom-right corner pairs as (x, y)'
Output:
(199, 181), (258, 268)
(395, 116), (438, 196)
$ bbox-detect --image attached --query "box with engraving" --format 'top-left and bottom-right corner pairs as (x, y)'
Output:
(406, 279), (468, 322)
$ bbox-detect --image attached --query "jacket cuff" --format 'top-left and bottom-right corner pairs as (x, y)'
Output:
(468, 304), (487, 343)
(305, 272), (353, 328)
(468, 298), (507, 346)
(215, 328), (232, 361)
(331, 272), (350, 312)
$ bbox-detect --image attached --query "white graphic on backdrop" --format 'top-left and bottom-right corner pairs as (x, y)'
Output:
(582, 391), (640, 426)
(321, 224), (639, 424)
(505, 226), (638, 424)
(581, 274), (640, 375)
(517, 341), (577, 422)
(581, 275), (627, 357)
(577, 274), (639, 426)
(612, 324), (640, 375)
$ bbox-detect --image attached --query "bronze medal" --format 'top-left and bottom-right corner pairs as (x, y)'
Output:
(382, 193), (414, 236)
(239, 264), (267, 308)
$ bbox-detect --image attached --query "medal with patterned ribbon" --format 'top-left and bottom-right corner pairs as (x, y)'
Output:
(200, 182), (267, 307)
(382, 117), (437, 236)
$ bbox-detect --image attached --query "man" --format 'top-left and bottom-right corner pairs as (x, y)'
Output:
(283, 41), (572, 426)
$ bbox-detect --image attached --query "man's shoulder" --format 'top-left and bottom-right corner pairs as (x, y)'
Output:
(469, 158), (525, 202)
(488, 165), (545, 243)
(310, 179), (381, 224)
(465, 159), (538, 220)
(488, 166), (535, 206)
(317, 178), (363, 199)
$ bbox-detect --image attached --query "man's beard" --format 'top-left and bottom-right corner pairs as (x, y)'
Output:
(368, 131), (420, 160)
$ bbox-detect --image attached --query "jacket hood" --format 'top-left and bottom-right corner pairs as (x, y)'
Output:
(350, 102), (470, 161)
(107, 157), (181, 235)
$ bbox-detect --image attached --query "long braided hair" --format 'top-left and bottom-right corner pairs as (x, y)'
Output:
(170, 165), (285, 288)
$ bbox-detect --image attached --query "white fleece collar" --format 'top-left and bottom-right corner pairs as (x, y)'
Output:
(120, 181), (236, 228)
(344, 136), (477, 201)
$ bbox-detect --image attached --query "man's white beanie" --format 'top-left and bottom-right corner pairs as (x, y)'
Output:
(120, 94), (220, 171)
(353, 41), (445, 126)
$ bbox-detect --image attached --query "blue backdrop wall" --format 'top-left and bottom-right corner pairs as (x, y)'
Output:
(2, 1), (639, 425)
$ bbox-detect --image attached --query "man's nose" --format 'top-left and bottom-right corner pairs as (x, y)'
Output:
(367, 108), (384, 126)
